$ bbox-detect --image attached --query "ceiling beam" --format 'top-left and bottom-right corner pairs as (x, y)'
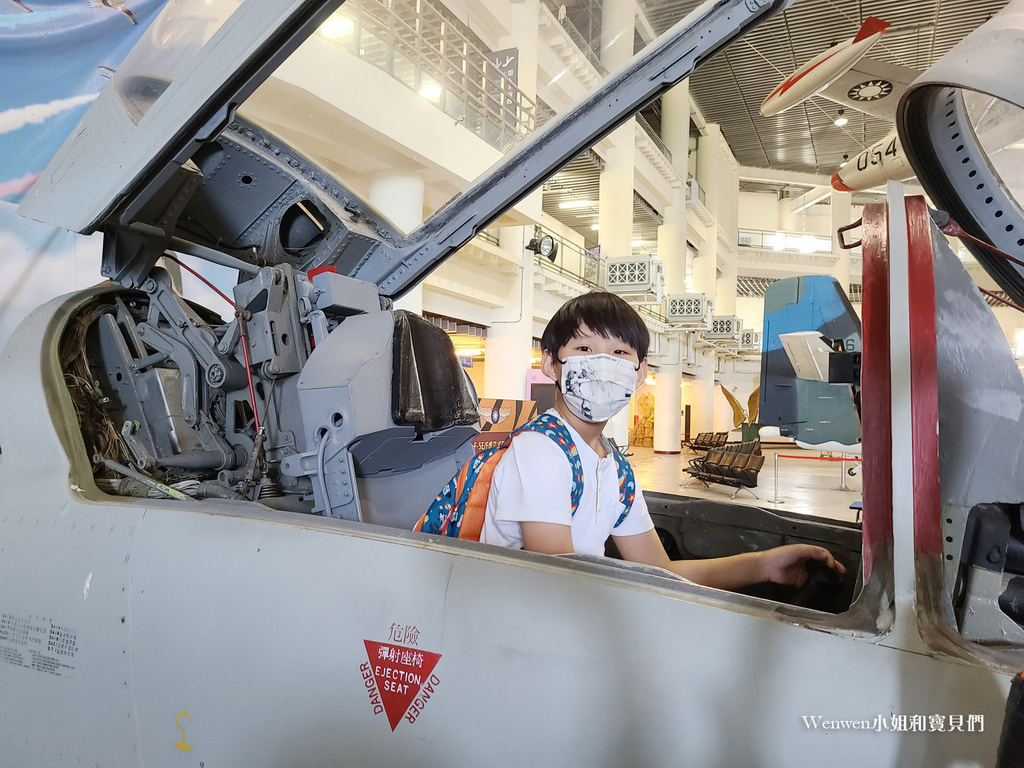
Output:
(784, 185), (833, 215)
(738, 165), (830, 187)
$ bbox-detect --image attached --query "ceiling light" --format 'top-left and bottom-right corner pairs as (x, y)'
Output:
(840, 153), (849, 168)
(419, 83), (442, 99)
(834, 109), (848, 127)
(631, 240), (645, 247)
(644, 375), (656, 386)
(590, 224), (600, 230)
(320, 14), (353, 37)
(558, 200), (593, 209)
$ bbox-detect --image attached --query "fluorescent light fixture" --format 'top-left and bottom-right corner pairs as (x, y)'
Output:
(558, 200), (592, 209)
(419, 83), (442, 99)
(320, 14), (353, 37)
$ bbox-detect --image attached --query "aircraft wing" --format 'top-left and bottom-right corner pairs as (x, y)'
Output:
(820, 57), (918, 122)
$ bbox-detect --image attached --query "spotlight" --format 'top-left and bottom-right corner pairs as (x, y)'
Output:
(840, 153), (849, 168)
(834, 109), (848, 127)
(527, 234), (558, 262)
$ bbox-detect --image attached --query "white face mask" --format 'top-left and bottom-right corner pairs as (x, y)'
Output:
(558, 353), (639, 423)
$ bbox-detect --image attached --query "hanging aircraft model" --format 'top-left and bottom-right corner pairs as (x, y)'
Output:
(759, 15), (919, 192)
(3, 0), (1024, 764)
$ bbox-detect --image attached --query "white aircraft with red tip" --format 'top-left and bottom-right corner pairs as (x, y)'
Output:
(759, 16), (921, 192)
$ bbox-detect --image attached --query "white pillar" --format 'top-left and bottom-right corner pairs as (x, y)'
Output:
(687, 354), (715, 435)
(716, 257), (737, 316)
(484, 226), (535, 400)
(601, 0), (636, 70)
(689, 233), (718, 437)
(693, 234), (717, 296)
(653, 191), (688, 453)
(598, 0), (637, 449)
(661, 80), (690, 164)
(598, 124), (636, 266)
(501, 0), (540, 101)
(653, 336), (682, 453)
(715, 363), (737, 433)
(831, 189), (853, 294)
(369, 172), (425, 314)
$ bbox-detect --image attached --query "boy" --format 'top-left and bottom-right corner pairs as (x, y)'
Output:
(480, 291), (845, 591)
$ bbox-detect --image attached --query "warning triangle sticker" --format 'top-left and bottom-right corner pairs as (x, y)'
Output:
(363, 640), (442, 730)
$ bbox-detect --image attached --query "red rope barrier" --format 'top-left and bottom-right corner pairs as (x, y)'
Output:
(775, 454), (861, 462)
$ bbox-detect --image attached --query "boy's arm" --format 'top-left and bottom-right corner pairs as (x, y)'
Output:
(520, 521), (575, 555)
(612, 529), (845, 591)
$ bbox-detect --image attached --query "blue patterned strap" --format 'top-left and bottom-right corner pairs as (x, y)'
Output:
(610, 443), (636, 529)
(513, 413), (584, 517)
(419, 413), (584, 537)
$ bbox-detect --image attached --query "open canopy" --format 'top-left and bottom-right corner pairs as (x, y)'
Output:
(20, 0), (794, 298)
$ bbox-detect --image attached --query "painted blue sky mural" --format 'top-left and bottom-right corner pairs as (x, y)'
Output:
(0, 0), (169, 203)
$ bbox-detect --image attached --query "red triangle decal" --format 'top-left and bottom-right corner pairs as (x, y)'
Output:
(363, 640), (442, 730)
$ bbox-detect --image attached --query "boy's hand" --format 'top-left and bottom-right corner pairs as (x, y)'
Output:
(760, 544), (846, 587)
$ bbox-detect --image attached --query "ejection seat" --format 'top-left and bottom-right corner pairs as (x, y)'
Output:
(282, 276), (479, 529)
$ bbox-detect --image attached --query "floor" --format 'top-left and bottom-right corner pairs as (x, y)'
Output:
(628, 444), (863, 525)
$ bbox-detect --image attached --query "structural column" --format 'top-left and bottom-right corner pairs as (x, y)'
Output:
(687, 354), (716, 435)
(484, 226), (535, 400)
(598, 0), (637, 264)
(368, 172), (425, 314)
(597, 0), (637, 448)
(651, 80), (691, 453)
(653, 199), (686, 453)
(831, 189), (853, 294)
(479, 0), (541, 402)
(686, 231), (717, 437)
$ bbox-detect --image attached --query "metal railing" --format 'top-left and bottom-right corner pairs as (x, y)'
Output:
(533, 227), (601, 287)
(686, 175), (706, 206)
(539, 0), (609, 77)
(326, 0), (537, 151)
(539, 1), (670, 162)
(737, 228), (835, 254)
(636, 114), (671, 162)
(531, 227), (669, 322)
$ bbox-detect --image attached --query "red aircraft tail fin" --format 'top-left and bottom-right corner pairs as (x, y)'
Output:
(853, 16), (890, 44)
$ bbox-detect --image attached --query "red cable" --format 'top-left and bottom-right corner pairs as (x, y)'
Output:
(238, 330), (261, 434)
(164, 254), (238, 307)
(938, 218), (1024, 315)
(778, 456), (860, 462)
(163, 253), (262, 433)
(980, 287), (1024, 314)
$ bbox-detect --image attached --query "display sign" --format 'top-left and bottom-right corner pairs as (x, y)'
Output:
(473, 398), (539, 451)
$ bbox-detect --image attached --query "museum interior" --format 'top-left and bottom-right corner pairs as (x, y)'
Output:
(7, 0), (1024, 764)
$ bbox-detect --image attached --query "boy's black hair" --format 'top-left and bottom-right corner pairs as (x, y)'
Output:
(541, 290), (650, 360)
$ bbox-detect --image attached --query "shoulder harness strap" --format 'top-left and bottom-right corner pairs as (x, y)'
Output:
(515, 412), (584, 517)
(609, 443), (637, 528)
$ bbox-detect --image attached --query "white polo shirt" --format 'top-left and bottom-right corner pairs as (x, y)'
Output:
(480, 411), (654, 556)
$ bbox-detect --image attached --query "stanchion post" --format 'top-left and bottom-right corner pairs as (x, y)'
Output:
(834, 454), (854, 492)
(769, 451), (784, 504)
